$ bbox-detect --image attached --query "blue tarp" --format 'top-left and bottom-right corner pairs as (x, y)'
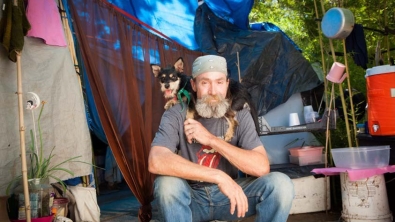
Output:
(107, 0), (200, 50)
(104, 0), (320, 116)
(67, 0), (321, 138)
(105, 0), (257, 50)
(194, 3), (320, 115)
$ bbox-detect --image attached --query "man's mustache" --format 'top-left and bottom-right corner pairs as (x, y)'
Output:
(201, 95), (222, 105)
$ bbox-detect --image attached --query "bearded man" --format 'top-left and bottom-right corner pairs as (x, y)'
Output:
(148, 55), (294, 222)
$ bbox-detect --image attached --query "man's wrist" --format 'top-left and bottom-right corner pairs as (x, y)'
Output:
(206, 133), (220, 147)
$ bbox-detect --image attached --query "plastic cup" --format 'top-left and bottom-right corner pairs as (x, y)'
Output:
(304, 112), (315, 123)
(289, 113), (300, 126)
(303, 105), (314, 114)
(327, 62), (347, 83)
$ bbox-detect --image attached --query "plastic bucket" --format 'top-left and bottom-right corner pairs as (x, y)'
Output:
(340, 173), (393, 222)
(365, 65), (395, 136)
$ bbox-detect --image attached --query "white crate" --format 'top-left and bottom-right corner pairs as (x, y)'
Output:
(290, 175), (331, 214)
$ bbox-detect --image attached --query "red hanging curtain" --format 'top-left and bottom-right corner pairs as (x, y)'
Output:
(67, 0), (202, 221)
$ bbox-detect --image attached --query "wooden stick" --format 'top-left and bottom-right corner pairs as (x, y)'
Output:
(384, 1), (390, 64)
(335, 60), (352, 148)
(319, 0), (329, 214)
(325, 24), (352, 147)
(59, 0), (79, 73)
(313, 0), (327, 85)
(16, 53), (31, 222)
(342, 39), (358, 146)
(314, 0), (330, 167)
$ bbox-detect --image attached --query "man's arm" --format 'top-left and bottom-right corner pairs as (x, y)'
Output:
(184, 118), (270, 177)
(210, 141), (269, 177)
(148, 145), (229, 183)
(148, 145), (249, 217)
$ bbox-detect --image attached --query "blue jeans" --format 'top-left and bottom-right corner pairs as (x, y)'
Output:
(153, 172), (294, 222)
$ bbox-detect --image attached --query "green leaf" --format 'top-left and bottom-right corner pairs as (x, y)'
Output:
(6, 175), (22, 196)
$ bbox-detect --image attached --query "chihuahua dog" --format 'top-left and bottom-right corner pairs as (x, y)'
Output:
(151, 57), (191, 110)
(151, 57), (258, 142)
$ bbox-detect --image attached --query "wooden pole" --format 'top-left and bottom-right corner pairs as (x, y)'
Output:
(342, 39), (358, 146)
(314, 0), (329, 166)
(383, 0), (390, 64)
(16, 53), (31, 222)
(12, 0), (30, 219)
(313, 0), (328, 109)
(320, 2), (353, 148)
(318, 0), (330, 214)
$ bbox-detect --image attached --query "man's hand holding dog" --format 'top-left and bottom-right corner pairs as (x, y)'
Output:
(184, 118), (215, 145)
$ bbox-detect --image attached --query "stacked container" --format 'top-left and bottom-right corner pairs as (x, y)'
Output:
(288, 146), (324, 166)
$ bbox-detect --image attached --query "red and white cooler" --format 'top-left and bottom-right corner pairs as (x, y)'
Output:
(365, 65), (395, 136)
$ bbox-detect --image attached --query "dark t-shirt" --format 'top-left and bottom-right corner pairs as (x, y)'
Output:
(151, 103), (262, 180)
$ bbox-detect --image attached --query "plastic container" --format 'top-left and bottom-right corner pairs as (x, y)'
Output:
(365, 65), (395, 136)
(356, 123), (365, 134)
(331, 146), (390, 169)
(14, 178), (55, 219)
(288, 146), (324, 156)
(289, 154), (324, 166)
(340, 173), (392, 221)
(52, 198), (69, 217)
(303, 105), (316, 123)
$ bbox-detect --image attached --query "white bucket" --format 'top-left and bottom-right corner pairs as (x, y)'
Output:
(340, 173), (393, 222)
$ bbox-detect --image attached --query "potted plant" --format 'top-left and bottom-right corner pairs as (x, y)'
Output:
(6, 96), (91, 220)
(8, 100), (82, 185)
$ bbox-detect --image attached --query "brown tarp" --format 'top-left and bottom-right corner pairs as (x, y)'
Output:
(67, 0), (202, 221)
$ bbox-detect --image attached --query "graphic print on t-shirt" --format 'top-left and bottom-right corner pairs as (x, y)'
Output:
(197, 145), (222, 168)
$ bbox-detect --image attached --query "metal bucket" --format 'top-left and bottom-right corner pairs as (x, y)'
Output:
(321, 7), (355, 39)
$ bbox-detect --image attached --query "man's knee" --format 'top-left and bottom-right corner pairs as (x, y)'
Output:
(257, 172), (295, 201)
(270, 172), (294, 199)
(154, 176), (191, 203)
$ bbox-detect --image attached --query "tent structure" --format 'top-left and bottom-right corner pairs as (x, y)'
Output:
(1, 0), (322, 221)
(0, 39), (93, 192)
(62, 0), (322, 221)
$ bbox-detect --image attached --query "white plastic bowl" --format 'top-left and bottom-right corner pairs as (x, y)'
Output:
(331, 146), (390, 169)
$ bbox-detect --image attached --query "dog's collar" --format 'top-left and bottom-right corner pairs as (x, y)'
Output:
(177, 88), (190, 111)
(177, 81), (190, 112)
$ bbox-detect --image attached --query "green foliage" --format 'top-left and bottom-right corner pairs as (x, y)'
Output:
(250, 0), (395, 148)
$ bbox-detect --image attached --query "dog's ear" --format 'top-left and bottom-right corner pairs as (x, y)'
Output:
(174, 57), (184, 73)
(151, 64), (161, 77)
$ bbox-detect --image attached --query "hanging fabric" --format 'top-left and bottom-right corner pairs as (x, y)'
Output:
(26, 0), (67, 47)
(0, 0), (31, 62)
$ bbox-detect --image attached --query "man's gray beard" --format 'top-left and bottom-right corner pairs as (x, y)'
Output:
(195, 95), (230, 118)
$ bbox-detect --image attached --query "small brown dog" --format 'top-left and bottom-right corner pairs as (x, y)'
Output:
(151, 57), (192, 110)
(151, 57), (258, 142)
